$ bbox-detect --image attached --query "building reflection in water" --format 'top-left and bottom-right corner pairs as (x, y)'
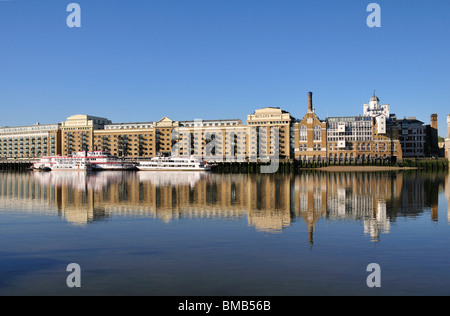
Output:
(0, 169), (447, 242)
(447, 171), (450, 223)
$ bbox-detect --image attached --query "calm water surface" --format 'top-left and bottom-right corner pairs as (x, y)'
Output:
(0, 170), (449, 296)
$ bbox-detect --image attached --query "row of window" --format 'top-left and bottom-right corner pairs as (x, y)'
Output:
(181, 122), (240, 127)
(298, 144), (322, 151)
(298, 126), (322, 141)
(248, 121), (290, 125)
(297, 142), (395, 152)
(327, 136), (372, 142)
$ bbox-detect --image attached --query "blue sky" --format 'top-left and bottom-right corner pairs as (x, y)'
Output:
(0, 0), (449, 136)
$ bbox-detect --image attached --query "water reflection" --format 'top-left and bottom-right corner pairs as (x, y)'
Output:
(0, 170), (447, 242)
(447, 172), (450, 223)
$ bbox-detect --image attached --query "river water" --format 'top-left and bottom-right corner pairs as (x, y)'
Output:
(0, 170), (449, 296)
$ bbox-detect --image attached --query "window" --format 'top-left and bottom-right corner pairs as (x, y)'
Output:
(300, 126), (307, 141)
(313, 125), (321, 141)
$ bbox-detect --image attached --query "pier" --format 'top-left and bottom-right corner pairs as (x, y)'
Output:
(0, 160), (32, 171)
(1, 158), (447, 173)
(212, 158), (449, 174)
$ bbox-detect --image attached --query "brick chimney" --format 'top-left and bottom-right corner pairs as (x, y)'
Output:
(308, 92), (313, 112)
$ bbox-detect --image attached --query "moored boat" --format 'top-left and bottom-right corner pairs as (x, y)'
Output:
(75, 151), (137, 171)
(31, 156), (54, 171)
(137, 156), (211, 171)
(50, 159), (92, 171)
(31, 151), (136, 171)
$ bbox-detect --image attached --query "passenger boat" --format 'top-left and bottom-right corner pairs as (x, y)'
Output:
(31, 151), (136, 171)
(32, 155), (91, 171)
(137, 156), (211, 171)
(31, 156), (54, 171)
(50, 159), (93, 171)
(74, 151), (137, 171)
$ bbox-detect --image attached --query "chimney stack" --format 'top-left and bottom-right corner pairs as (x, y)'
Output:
(429, 114), (439, 156)
(308, 92), (313, 112)
(430, 114), (438, 130)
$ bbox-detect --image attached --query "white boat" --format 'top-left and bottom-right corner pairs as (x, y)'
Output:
(138, 171), (208, 188)
(31, 156), (54, 171)
(32, 155), (91, 171)
(137, 156), (211, 171)
(74, 151), (137, 171)
(31, 151), (136, 172)
(50, 158), (92, 171)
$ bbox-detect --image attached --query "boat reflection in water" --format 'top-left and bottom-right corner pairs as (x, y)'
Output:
(0, 170), (447, 242)
(137, 171), (209, 188)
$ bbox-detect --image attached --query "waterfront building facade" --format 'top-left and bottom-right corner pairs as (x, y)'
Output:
(153, 117), (181, 157)
(246, 107), (295, 160)
(294, 93), (402, 163)
(398, 117), (426, 158)
(0, 123), (61, 159)
(294, 92), (327, 162)
(326, 115), (402, 163)
(94, 122), (156, 158)
(93, 117), (247, 160)
(61, 115), (112, 156)
(175, 119), (246, 161)
(0, 93), (440, 163)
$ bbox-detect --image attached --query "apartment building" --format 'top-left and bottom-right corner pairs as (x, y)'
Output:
(92, 117), (182, 158)
(398, 117), (426, 158)
(94, 122), (156, 158)
(61, 114), (112, 155)
(246, 107), (295, 160)
(326, 115), (402, 162)
(92, 117), (247, 160)
(0, 123), (61, 159)
(175, 119), (246, 161)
